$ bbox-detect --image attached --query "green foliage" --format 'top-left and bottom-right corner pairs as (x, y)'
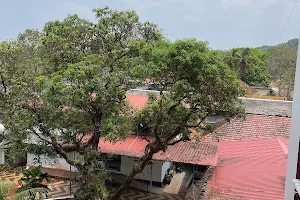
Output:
(0, 6), (161, 200)
(19, 166), (53, 190)
(225, 47), (270, 86)
(11, 187), (49, 200)
(267, 44), (297, 97)
(1, 6), (243, 200)
(257, 38), (298, 57)
(134, 39), (243, 138)
(0, 180), (14, 200)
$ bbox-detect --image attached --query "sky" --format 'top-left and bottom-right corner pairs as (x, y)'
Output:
(0, 0), (300, 49)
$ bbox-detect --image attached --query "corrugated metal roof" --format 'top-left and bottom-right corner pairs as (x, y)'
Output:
(203, 114), (291, 142)
(207, 138), (288, 200)
(99, 136), (219, 166)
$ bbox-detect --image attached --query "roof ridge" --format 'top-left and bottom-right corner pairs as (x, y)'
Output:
(277, 138), (288, 158)
(127, 136), (138, 151)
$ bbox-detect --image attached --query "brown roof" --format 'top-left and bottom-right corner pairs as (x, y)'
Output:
(239, 80), (256, 95)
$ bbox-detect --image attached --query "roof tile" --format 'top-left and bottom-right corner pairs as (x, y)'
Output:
(203, 114), (291, 142)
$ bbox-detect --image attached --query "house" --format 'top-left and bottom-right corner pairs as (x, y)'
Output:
(99, 135), (218, 185)
(199, 98), (292, 199)
(26, 134), (219, 193)
(25, 89), (293, 198)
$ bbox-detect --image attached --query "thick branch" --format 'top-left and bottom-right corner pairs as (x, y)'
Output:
(0, 72), (7, 93)
(187, 113), (209, 128)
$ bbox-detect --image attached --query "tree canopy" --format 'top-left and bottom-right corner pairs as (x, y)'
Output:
(225, 47), (270, 86)
(267, 44), (297, 98)
(0, 7), (243, 200)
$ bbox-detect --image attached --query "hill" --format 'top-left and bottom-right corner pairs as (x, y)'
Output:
(257, 38), (298, 57)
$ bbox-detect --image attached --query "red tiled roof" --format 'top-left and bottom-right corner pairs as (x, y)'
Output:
(99, 136), (219, 166)
(207, 138), (288, 200)
(99, 136), (150, 157)
(154, 142), (219, 166)
(202, 114), (291, 142)
(126, 94), (148, 110)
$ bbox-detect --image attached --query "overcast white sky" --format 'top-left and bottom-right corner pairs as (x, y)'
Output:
(0, 0), (299, 49)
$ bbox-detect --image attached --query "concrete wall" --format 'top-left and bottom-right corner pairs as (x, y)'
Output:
(27, 152), (77, 172)
(120, 156), (166, 183)
(0, 149), (4, 164)
(161, 161), (172, 181)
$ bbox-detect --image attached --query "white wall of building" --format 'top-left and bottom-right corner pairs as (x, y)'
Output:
(161, 161), (172, 181)
(0, 149), (4, 164)
(120, 156), (168, 183)
(27, 152), (77, 172)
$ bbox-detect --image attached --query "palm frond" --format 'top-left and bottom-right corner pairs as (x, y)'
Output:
(10, 187), (50, 200)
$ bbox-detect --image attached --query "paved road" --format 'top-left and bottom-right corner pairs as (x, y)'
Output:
(48, 181), (183, 200)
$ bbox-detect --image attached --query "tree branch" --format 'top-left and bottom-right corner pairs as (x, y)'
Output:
(187, 113), (209, 128)
(141, 136), (151, 143)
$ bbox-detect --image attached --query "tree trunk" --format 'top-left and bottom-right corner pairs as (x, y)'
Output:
(278, 74), (282, 96)
(110, 147), (156, 200)
(240, 60), (246, 82)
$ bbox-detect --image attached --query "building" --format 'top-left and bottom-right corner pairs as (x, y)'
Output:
(25, 90), (294, 198)
(201, 98), (292, 199)
(206, 138), (288, 200)
(27, 135), (219, 189)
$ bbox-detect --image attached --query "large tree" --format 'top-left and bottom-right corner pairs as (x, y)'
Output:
(111, 39), (243, 199)
(0, 8), (243, 200)
(0, 7), (161, 200)
(226, 47), (270, 86)
(267, 45), (297, 97)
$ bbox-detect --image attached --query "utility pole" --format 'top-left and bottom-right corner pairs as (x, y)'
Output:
(148, 160), (153, 200)
(284, 34), (300, 200)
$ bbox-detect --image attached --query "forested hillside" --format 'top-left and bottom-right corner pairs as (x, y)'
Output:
(257, 38), (298, 99)
(257, 38), (298, 57)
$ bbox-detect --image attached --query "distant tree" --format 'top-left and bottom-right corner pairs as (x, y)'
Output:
(267, 45), (297, 96)
(257, 38), (298, 57)
(226, 48), (270, 86)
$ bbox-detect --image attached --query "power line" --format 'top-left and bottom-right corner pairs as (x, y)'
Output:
(278, 0), (299, 44)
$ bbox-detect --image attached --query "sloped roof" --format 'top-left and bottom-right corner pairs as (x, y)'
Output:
(202, 114), (291, 142)
(99, 136), (219, 166)
(207, 138), (288, 200)
(239, 80), (256, 95)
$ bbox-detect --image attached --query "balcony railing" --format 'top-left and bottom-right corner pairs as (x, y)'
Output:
(293, 179), (300, 199)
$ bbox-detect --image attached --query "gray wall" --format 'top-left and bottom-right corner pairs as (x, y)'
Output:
(120, 156), (166, 183)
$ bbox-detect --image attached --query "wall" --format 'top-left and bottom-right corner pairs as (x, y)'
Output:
(120, 156), (166, 183)
(27, 152), (77, 172)
(161, 161), (172, 181)
(0, 149), (4, 164)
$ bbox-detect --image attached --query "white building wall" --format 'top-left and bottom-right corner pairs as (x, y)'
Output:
(120, 156), (165, 183)
(161, 161), (172, 181)
(27, 152), (77, 172)
(0, 149), (4, 164)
